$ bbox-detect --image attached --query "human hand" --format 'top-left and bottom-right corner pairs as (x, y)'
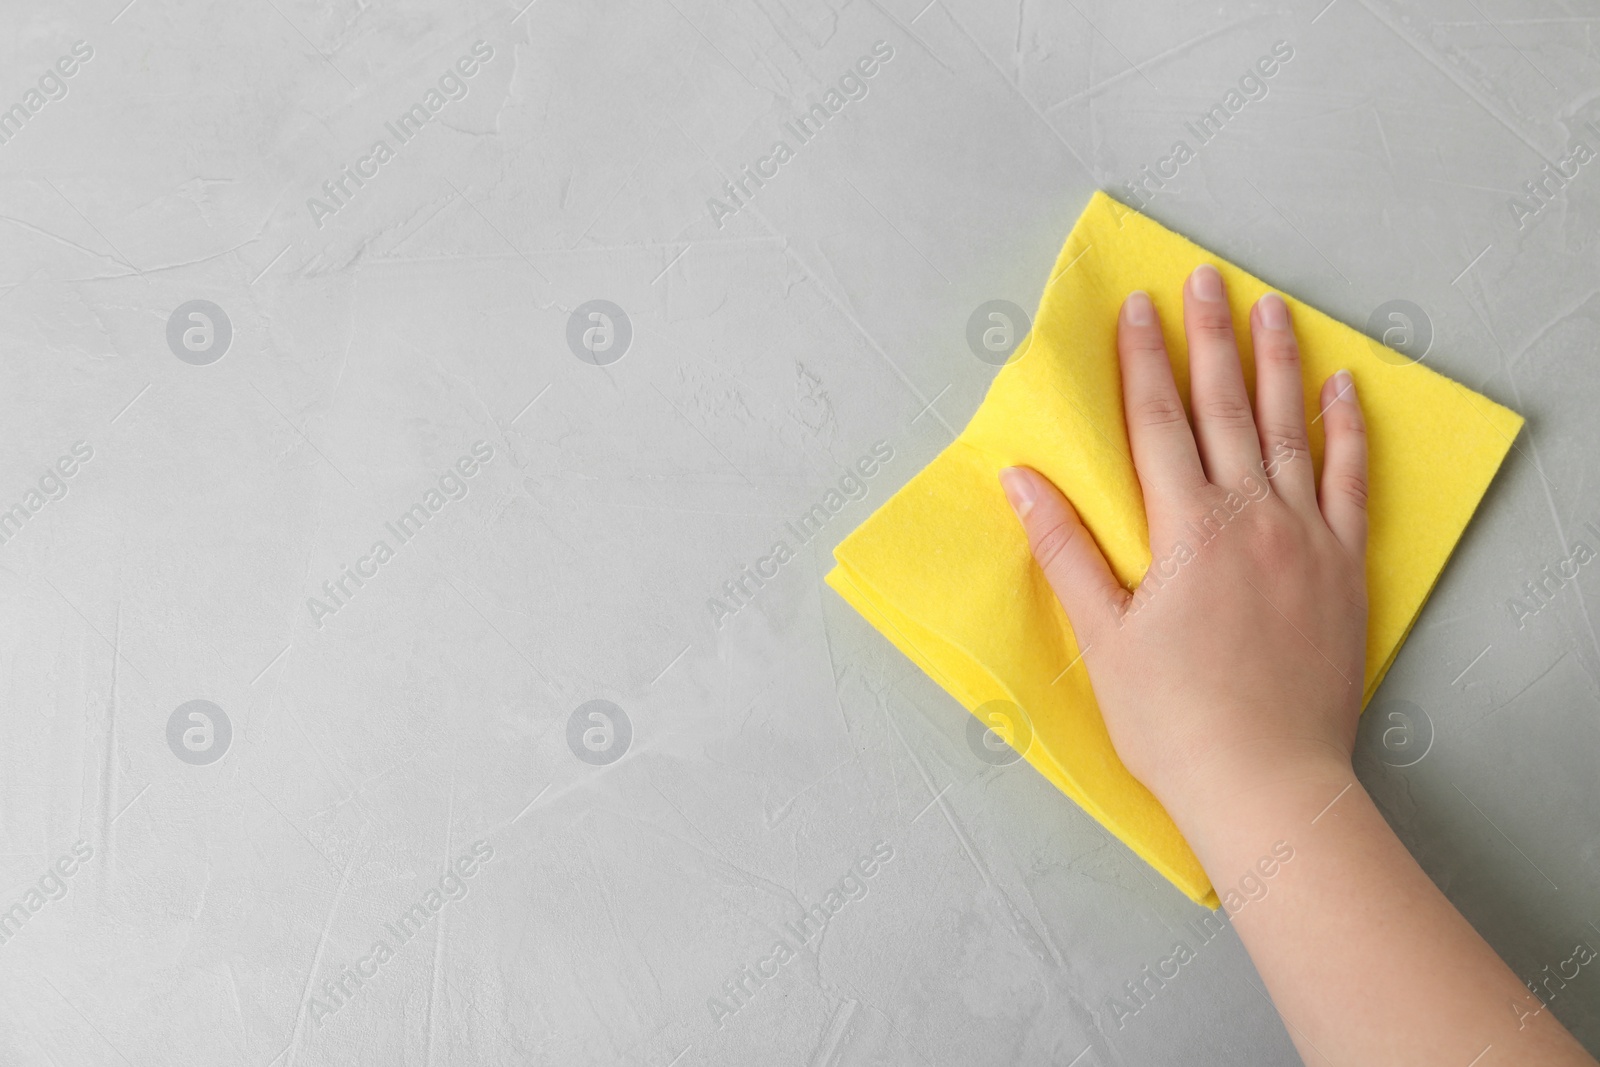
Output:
(998, 264), (1369, 830)
(999, 265), (1599, 1067)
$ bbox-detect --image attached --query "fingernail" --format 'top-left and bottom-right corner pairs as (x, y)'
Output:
(1258, 292), (1288, 329)
(1191, 264), (1223, 302)
(1333, 369), (1354, 398)
(1124, 290), (1154, 326)
(999, 467), (1036, 519)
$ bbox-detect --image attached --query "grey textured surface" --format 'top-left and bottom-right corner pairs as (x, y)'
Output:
(1, 0), (1597, 1064)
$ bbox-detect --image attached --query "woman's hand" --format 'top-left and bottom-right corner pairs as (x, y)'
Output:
(998, 264), (1598, 1067)
(997, 264), (1368, 825)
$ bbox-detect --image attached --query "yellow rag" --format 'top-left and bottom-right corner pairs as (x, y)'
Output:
(825, 191), (1522, 908)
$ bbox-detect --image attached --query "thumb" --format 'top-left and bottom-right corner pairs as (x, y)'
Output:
(999, 466), (1126, 641)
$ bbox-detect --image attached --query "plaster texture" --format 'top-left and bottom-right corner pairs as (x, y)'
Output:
(0, 1), (1596, 1064)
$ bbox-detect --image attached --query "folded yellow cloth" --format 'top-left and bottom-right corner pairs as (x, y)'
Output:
(826, 191), (1522, 908)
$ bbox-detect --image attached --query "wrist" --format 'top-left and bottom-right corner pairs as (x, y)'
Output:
(1159, 739), (1357, 847)
(1162, 745), (1364, 910)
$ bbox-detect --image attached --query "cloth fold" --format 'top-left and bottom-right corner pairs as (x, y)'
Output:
(826, 191), (1523, 908)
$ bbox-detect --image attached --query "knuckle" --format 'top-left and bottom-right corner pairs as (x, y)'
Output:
(1265, 430), (1309, 464)
(1185, 487), (1247, 535)
(1246, 519), (1304, 568)
(1197, 393), (1254, 424)
(1121, 333), (1169, 360)
(1329, 471), (1369, 511)
(1031, 519), (1082, 575)
(1330, 391), (1367, 436)
(1256, 335), (1300, 367)
(1131, 392), (1189, 429)
(1189, 316), (1235, 343)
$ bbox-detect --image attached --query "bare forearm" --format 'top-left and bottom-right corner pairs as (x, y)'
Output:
(1006, 272), (1594, 1063)
(1173, 758), (1596, 1067)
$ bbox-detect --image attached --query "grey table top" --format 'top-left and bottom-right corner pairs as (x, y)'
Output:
(1, 1), (1596, 1064)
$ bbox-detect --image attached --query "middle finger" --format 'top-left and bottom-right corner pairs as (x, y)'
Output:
(1183, 264), (1264, 487)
